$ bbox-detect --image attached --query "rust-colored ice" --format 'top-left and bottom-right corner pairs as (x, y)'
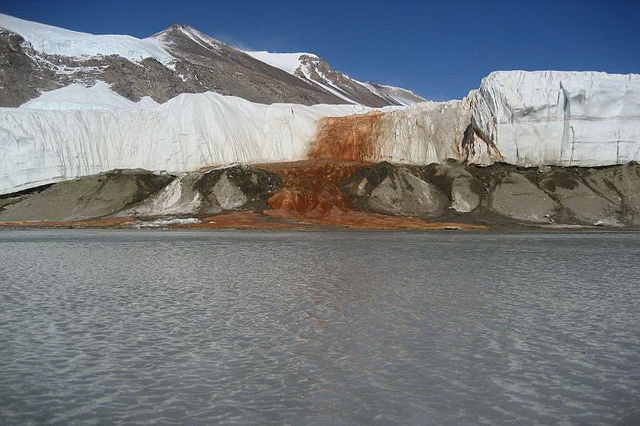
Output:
(308, 112), (384, 162)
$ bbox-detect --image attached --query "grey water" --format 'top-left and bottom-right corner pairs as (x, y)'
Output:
(0, 230), (638, 425)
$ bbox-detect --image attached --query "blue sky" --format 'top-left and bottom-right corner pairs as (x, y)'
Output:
(2, 0), (639, 100)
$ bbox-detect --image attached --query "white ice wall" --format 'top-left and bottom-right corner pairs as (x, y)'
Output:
(473, 71), (640, 166)
(0, 92), (367, 194)
(375, 99), (472, 164)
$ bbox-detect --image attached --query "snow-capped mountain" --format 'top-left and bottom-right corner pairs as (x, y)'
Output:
(243, 51), (424, 106)
(0, 13), (425, 107)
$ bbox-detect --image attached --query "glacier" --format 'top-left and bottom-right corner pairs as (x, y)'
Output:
(0, 89), (368, 194)
(473, 71), (640, 167)
(1, 70), (639, 195)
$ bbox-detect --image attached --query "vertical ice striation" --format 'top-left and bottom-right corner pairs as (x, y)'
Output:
(472, 71), (640, 166)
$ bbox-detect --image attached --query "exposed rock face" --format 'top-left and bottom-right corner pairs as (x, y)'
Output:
(488, 171), (560, 224)
(538, 169), (622, 226)
(419, 161), (483, 213)
(0, 169), (174, 221)
(342, 161), (640, 227)
(599, 163), (640, 225)
(0, 29), (58, 107)
(154, 26), (344, 105)
(343, 162), (449, 218)
(292, 55), (394, 107)
(122, 165), (281, 217)
(242, 52), (426, 107)
(1, 162), (639, 228)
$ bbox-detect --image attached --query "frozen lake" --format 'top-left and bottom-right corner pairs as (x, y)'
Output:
(0, 230), (638, 425)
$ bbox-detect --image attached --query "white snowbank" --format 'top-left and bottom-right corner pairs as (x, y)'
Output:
(19, 81), (159, 110)
(0, 13), (173, 63)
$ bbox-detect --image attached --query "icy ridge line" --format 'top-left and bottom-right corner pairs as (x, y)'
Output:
(0, 13), (173, 63)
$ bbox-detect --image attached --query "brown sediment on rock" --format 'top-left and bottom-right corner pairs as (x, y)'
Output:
(308, 112), (384, 161)
(255, 159), (484, 230)
(258, 159), (371, 216)
(178, 211), (311, 230)
(263, 209), (485, 230)
(0, 211), (481, 231)
(0, 217), (137, 228)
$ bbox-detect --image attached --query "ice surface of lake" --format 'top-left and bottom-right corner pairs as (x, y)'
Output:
(0, 230), (638, 425)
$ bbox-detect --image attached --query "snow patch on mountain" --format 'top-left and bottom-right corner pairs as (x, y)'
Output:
(245, 50), (359, 104)
(19, 81), (159, 110)
(0, 13), (173, 63)
(243, 51), (315, 74)
(360, 82), (426, 106)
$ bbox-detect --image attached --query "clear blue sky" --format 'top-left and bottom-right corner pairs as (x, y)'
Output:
(2, 0), (639, 100)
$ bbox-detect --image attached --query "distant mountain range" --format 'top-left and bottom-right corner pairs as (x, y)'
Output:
(0, 13), (425, 107)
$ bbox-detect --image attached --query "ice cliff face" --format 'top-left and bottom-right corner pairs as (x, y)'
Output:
(0, 89), (367, 194)
(1, 70), (639, 195)
(308, 71), (640, 167)
(308, 98), (500, 165)
(473, 71), (640, 167)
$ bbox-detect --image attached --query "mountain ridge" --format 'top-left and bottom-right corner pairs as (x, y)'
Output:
(0, 13), (426, 107)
